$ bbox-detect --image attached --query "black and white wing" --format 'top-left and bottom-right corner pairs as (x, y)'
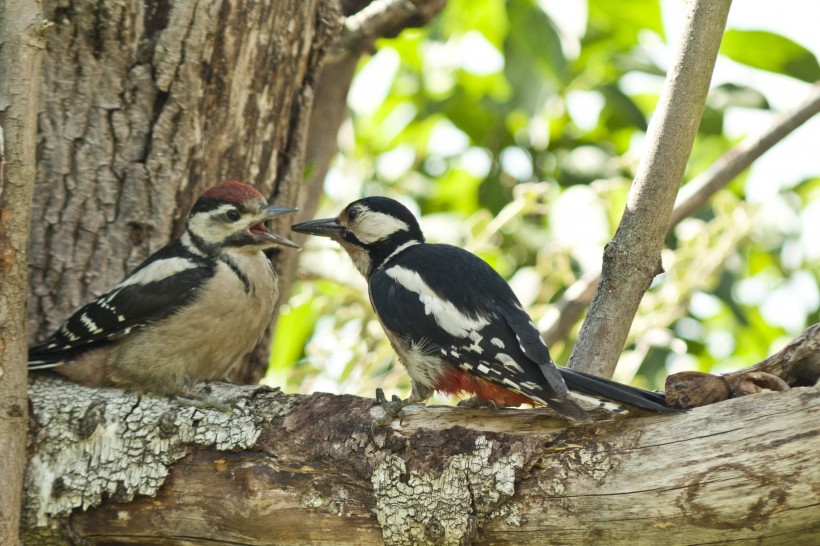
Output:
(369, 243), (583, 414)
(29, 242), (214, 366)
(370, 243), (675, 414)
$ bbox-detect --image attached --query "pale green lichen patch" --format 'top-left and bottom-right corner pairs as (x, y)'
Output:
(25, 377), (260, 527)
(371, 436), (524, 546)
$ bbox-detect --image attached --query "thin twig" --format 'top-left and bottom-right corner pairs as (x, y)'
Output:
(542, 81), (820, 348)
(329, 0), (446, 62)
(670, 81), (820, 228)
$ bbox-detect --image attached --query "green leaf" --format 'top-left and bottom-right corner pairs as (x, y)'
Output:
(720, 30), (820, 83)
(709, 83), (770, 110)
(698, 106), (724, 137)
(793, 177), (820, 203)
(441, 0), (509, 48)
(598, 83), (648, 132)
(268, 288), (322, 371)
(588, 0), (664, 46)
(506, 0), (567, 84)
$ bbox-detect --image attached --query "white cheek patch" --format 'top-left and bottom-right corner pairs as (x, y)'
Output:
(353, 210), (410, 244)
(188, 204), (240, 244)
(386, 265), (490, 337)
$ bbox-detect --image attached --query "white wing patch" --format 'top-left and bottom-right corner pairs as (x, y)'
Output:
(464, 331), (484, 354)
(116, 257), (199, 289)
(386, 265), (490, 338)
(490, 338), (505, 349)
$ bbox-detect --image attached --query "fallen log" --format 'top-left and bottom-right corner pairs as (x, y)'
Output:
(24, 367), (820, 544)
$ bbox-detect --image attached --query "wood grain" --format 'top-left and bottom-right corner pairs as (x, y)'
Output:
(24, 374), (820, 545)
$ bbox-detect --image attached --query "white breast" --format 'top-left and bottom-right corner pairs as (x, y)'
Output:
(109, 251), (277, 395)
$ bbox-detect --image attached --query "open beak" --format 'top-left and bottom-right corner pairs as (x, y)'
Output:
(290, 217), (345, 239)
(250, 206), (300, 248)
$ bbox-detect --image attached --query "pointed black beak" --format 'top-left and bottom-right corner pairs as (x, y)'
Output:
(251, 206), (300, 248)
(291, 217), (344, 238)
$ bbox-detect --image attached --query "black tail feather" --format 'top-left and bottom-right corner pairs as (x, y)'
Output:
(559, 368), (679, 413)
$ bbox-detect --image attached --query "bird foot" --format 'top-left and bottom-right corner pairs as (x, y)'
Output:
(370, 388), (412, 438)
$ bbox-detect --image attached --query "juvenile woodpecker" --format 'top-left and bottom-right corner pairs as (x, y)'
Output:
(29, 181), (298, 402)
(292, 197), (674, 423)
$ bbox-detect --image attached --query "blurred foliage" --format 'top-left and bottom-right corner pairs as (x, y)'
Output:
(267, 0), (820, 397)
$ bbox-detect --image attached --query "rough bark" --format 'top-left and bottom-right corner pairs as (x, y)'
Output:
(26, 0), (449, 385)
(235, 0), (449, 383)
(21, 378), (820, 545)
(0, 1), (48, 543)
(27, 0), (342, 373)
(22, 327), (820, 545)
(567, 0), (733, 378)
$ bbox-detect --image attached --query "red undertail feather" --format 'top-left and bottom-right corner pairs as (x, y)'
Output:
(435, 367), (536, 406)
(203, 180), (264, 203)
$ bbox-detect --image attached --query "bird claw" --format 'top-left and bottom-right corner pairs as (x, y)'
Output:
(370, 388), (410, 439)
(375, 387), (387, 406)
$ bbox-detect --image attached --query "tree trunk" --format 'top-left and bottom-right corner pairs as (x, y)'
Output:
(0, 1), (48, 543)
(27, 0), (341, 376)
(23, 374), (820, 545)
(239, 0), (452, 383)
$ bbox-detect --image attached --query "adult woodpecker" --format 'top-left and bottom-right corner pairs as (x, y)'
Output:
(29, 181), (298, 403)
(292, 197), (674, 423)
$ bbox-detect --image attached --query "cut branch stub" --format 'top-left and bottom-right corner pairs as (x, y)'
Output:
(665, 371), (731, 409)
(664, 323), (820, 408)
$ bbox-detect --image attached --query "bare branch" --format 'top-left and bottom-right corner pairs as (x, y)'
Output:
(670, 81), (820, 227)
(568, 0), (733, 379)
(330, 0), (447, 61)
(542, 80), (820, 349)
(23, 375), (820, 545)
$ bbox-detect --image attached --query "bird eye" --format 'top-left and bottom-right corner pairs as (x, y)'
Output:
(348, 208), (360, 221)
(225, 209), (241, 222)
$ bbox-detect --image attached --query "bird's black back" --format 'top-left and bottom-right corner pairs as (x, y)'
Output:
(370, 242), (675, 414)
(370, 242), (574, 405)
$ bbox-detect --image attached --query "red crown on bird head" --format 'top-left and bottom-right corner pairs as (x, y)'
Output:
(202, 180), (265, 204)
